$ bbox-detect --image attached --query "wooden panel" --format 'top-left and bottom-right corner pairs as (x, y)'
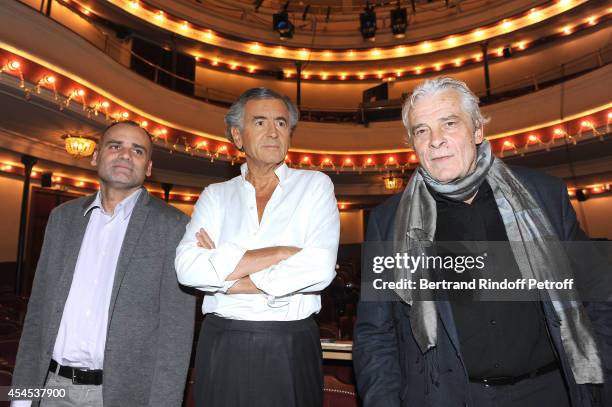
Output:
(22, 188), (81, 296)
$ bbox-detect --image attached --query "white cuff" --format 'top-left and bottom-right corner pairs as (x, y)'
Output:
(208, 243), (247, 282)
(11, 401), (34, 407)
(220, 279), (238, 293)
(248, 265), (273, 293)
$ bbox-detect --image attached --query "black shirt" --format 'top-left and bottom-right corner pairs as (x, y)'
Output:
(431, 180), (556, 378)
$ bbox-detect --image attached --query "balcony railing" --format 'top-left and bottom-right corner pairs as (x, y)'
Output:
(30, 0), (612, 125)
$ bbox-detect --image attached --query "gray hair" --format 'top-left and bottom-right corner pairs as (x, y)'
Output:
(401, 76), (490, 140)
(224, 87), (299, 145)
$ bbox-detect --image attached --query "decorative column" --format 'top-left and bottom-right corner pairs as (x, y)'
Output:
(15, 154), (37, 295)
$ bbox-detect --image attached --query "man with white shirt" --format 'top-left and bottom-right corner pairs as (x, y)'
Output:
(12, 121), (195, 406)
(175, 87), (340, 407)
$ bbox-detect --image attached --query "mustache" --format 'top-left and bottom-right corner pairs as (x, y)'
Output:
(110, 160), (133, 169)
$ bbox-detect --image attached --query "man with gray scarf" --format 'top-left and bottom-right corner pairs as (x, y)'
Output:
(353, 76), (611, 407)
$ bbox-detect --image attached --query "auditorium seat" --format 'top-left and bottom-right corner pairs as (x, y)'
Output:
(319, 323), (340, 340)
(183, 368), (195, 407)
(0, 369), (12, 407)
(0, 339), (19, 371)
(323, 375), (359, 407)
(0, 321), (20, 339)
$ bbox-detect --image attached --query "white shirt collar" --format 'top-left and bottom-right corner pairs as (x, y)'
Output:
(240, 162), (289, 185)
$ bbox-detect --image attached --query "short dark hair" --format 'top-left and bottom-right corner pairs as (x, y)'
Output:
(100, 120), (153, 158)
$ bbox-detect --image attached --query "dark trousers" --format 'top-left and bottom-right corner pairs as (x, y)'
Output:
(469, 368), (571, 407)
(194, 314), (323, 407)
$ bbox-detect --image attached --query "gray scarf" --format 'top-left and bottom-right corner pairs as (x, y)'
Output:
(393, 139), (603, 384)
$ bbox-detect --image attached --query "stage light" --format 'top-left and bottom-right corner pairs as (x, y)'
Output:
(273, 4), (294, 40)
(390, 5), (408, 38)
(360, 2), (377, 41)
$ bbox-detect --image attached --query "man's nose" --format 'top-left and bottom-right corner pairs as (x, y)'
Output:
(430, 129), (446, 148)
(118, 147), (132, 160)
(267, 122), (280, 138)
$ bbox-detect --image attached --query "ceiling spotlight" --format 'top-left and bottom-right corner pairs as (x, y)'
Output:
(502, 46), (513, 58)
(390, 3), (408, 38)
(273, 3), (294, 40)
(360, 2), (377, 41)
(575, 189), (589, 202)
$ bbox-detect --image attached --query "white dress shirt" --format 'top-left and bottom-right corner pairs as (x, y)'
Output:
(52, 189), (141, 369)
(175, 163), (339, 321)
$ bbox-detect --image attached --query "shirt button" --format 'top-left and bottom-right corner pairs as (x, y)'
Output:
(494, 363), (500, 368)
(490, 319), (496, 325)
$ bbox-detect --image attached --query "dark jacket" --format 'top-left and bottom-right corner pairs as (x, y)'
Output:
(353, 166), (612, 407)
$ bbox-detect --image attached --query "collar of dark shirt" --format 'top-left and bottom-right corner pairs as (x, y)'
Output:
(425, 179), (493, 207)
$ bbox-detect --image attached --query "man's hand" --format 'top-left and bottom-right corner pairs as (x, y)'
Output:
(227, 276), (263, 294)
(195, 228), (215, 249)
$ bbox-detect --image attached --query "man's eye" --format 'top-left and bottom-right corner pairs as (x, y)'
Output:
(277, 120), (287, 127)
(109, 145), (119, 149)
(134, 149), (144, 155)
(414, 128), (427, 136)
(445, 121), (457, 127)
(255, 120), (264, 126)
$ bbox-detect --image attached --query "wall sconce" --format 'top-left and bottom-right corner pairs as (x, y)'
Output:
(62, 134), (97, 158)
(383, 172), (404, 190)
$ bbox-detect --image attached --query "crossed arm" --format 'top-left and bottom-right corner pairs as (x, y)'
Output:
(175, 177), (339, 297)
(194, 228), (300, 294)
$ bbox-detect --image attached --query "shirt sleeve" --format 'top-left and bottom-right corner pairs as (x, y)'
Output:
(175, 185), (246, 292)
(249, 174), (339, 297)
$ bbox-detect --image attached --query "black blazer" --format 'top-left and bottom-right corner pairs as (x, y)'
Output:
(353, 166), (612, 407)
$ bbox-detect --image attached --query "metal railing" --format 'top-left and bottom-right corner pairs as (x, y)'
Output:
(37, 1), (612, 124)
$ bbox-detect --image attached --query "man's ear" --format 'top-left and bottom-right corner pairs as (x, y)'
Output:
(474, 126), (484, 144)
(91, 150), (98, 167)
(231, 127), (243, 150)
(146, 160), (152, 177)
